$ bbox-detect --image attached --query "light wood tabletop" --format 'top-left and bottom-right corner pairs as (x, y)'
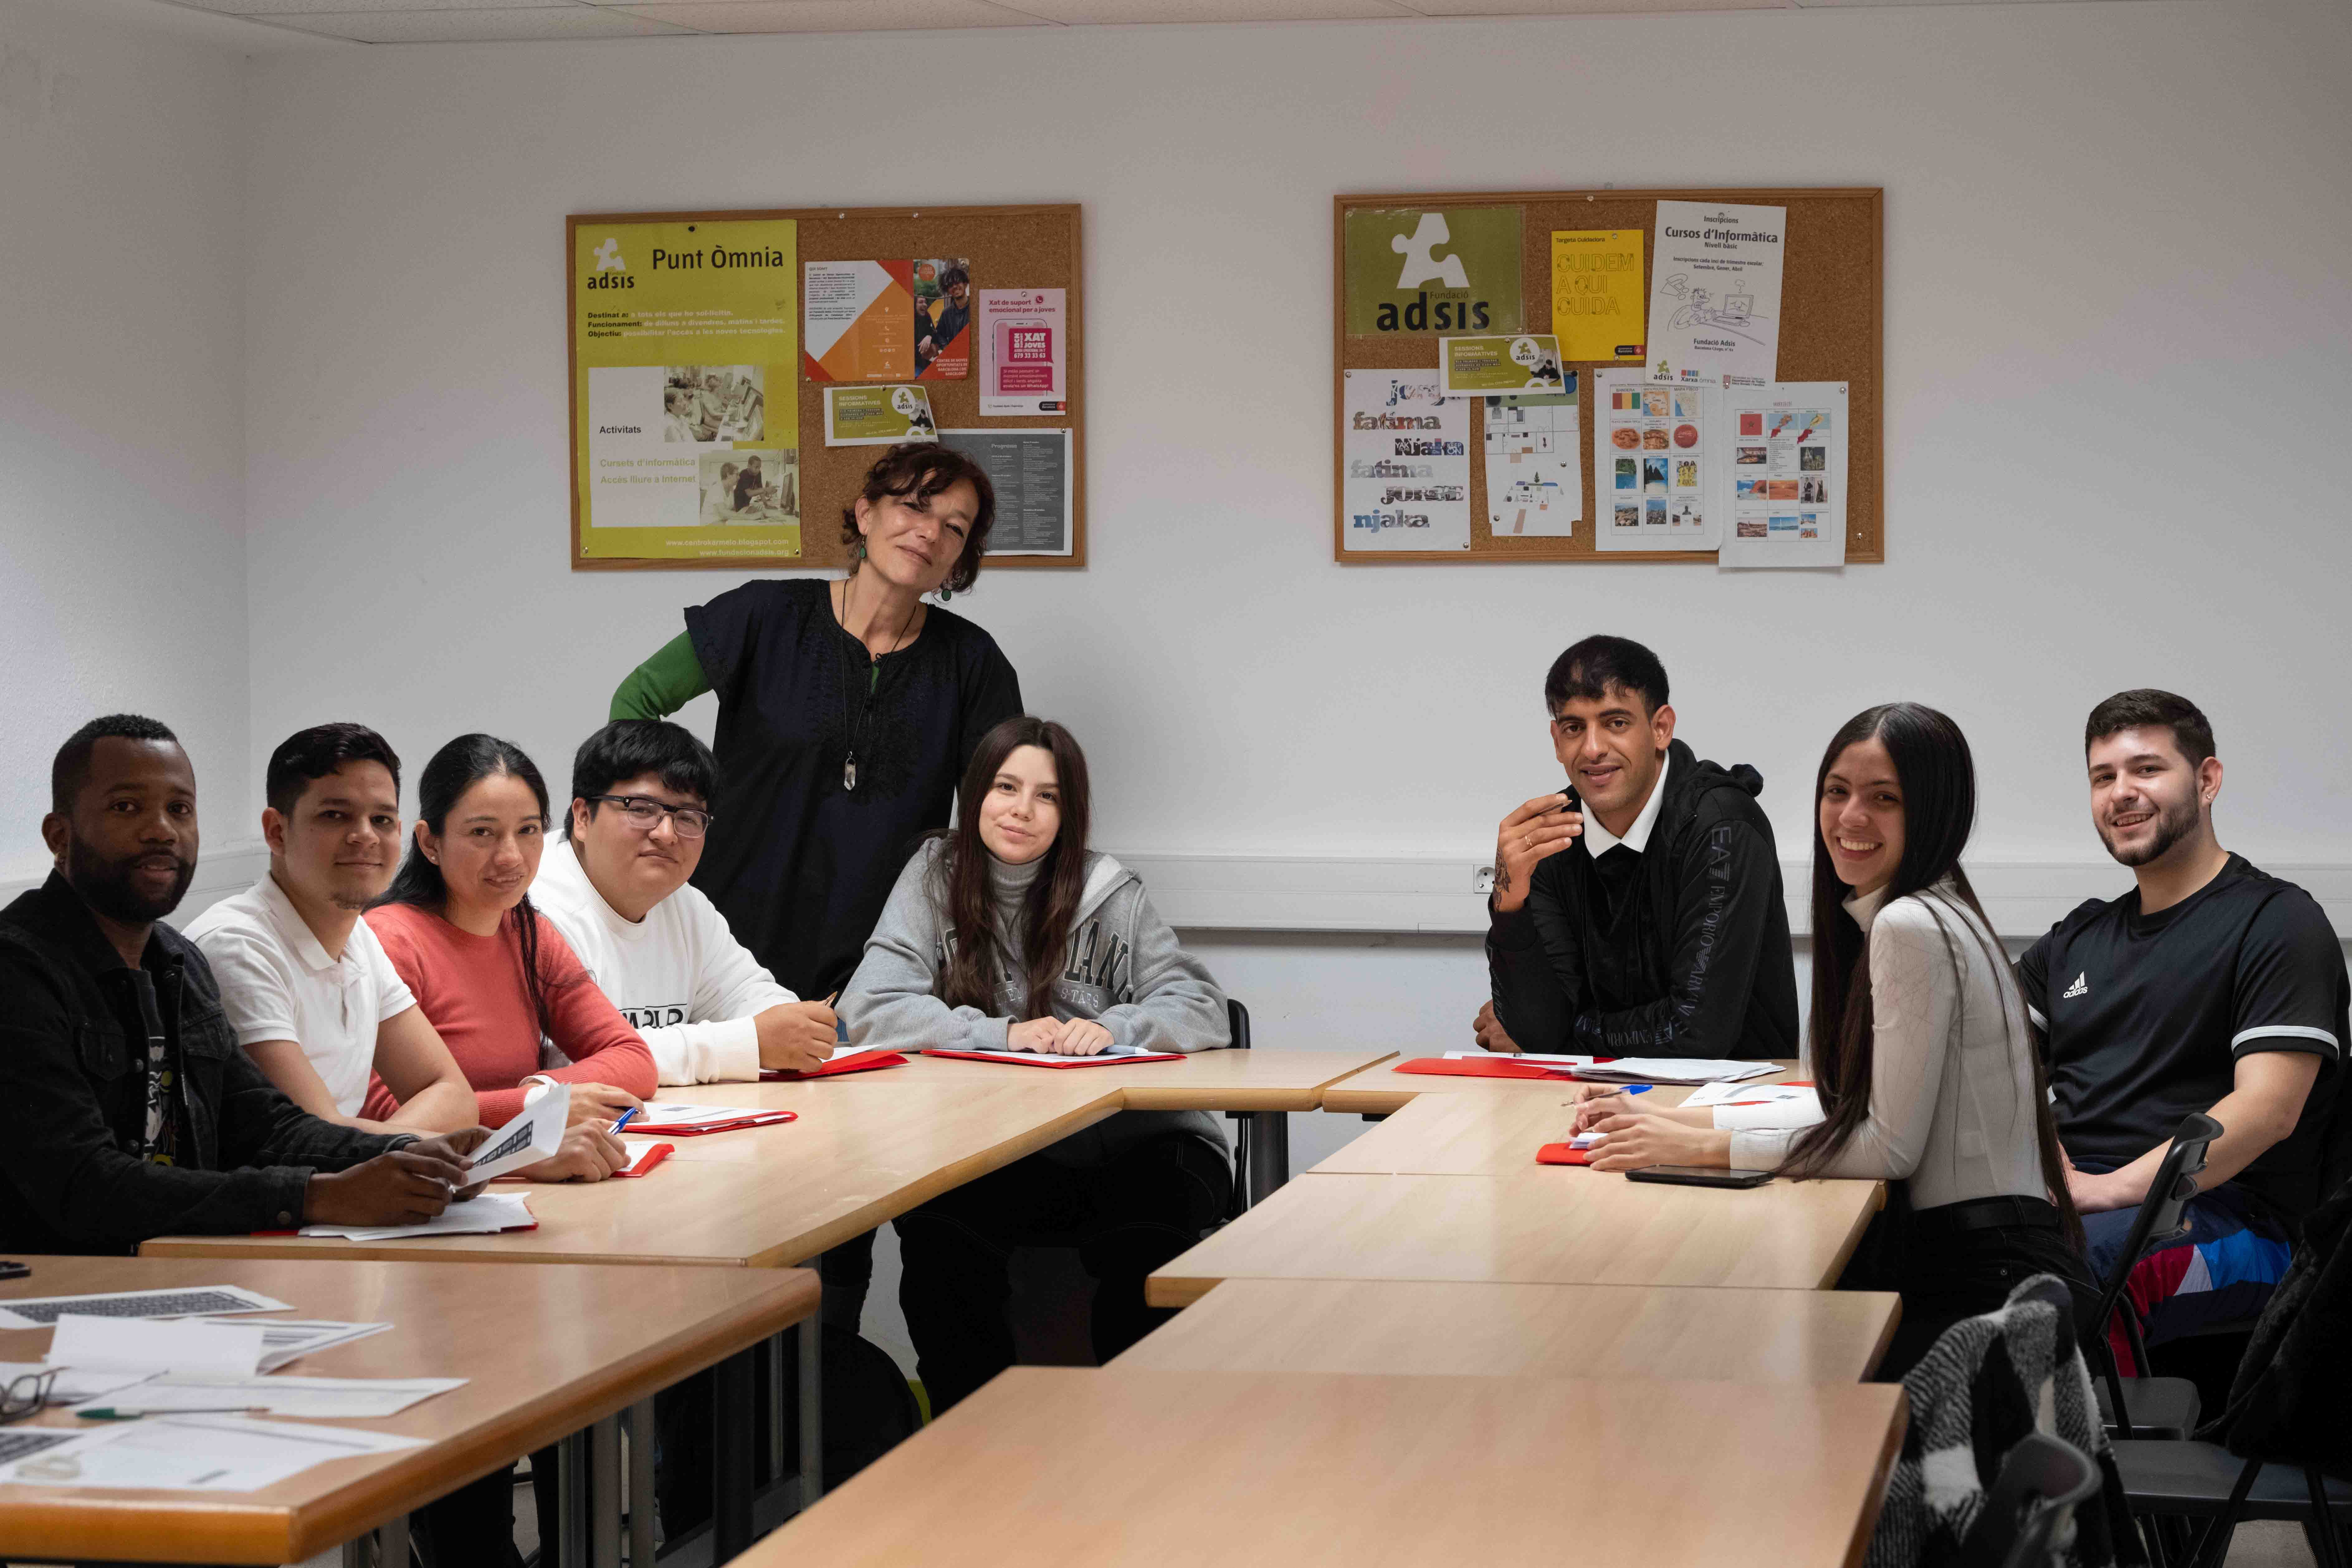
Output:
(145, 1078), (1121, 1268)
(749, 1366), (1907, 1568)
(1114, 1278), (1901, 1382)
(1147, 1169), (1883, 1306)
(1311, 1086), (1707, 1176)
(1318, 1056), (1794, 1116)
(884, 1046), (1398, 1111)
(0, 1254), (816, 1564)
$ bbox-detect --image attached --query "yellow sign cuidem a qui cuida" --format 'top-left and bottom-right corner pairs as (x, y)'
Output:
(569, 215), (800, 566)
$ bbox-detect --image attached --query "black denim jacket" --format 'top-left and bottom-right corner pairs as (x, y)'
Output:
(0, 873), (404, 1254)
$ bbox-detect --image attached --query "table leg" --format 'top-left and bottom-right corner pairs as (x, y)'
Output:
(765, 1332), (786, 1485)
(712, 1347), (755, 1561)
(380, 1510), (409, 1568)
(1243, 1110), (1290, 1206)
(798, 1307), (823, 1510)
(591, 1414), (623, 1568)
(557, 1430), (590, 1568)
(626, 1398), (655, 1568)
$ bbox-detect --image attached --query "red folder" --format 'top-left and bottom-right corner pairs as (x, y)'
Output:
(1535, 1141), (1595, 1167)
(1394, 1056), (1580, 1082)
(921, 1048), (1186, 1070)
(614, 1142), (675, 1177)
(628, 1109), (799, 1136)
(760, 1049), (908, 1082)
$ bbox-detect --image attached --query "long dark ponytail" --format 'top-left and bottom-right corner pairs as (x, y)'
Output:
(1784, 704), (2082, 1248)
(379, 733), (562, 1044)
(933, 717), (1092, 1017)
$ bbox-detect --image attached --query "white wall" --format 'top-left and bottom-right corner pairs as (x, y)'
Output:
(0, 0), (250, 882)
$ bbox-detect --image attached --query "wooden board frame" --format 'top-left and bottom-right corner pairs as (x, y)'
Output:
(1333, 186), (1882, 565)
(569, 203), (1085, 572)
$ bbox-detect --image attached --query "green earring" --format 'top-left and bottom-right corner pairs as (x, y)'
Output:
(939, 585), (953, 601)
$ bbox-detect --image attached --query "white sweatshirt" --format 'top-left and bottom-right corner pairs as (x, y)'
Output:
(1724, 881), (2050, 1212)
(532, 838), (796, 1085)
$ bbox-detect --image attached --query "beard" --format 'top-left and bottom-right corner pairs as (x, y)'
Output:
(2098, 789), (2201, 868)
(68, 839), (196, 924)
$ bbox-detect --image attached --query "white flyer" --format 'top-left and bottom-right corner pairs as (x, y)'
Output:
(976, 288), (1067, 417)
(0, 1413), (423, 1492)
(464, 1083), (569, 1183)
(70, 1373), (467, 1420)
(47, 1315), (266, 1375)
(1718, 382), (1847, 570)
(1646, 200), (1785, 390)
(1591, 368), (1717, 551)
(1342, 369), (1471, 551)
(1482, 385), (1580, 537)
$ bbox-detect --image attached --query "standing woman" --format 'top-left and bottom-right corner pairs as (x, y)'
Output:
(1575, 703), (2097, 1379)
(610, 441), (1022, 1325)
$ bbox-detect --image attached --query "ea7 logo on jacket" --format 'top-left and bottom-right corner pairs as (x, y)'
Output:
(2061, 973), (2088, 1000)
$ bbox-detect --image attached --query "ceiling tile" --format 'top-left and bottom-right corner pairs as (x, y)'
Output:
(161, 0), (573, 13)
(606, 0), (1047, 27)
(261, 5), (697, 38)
(994, 0), (1417, 21)
(1400, 0), (1779, 12)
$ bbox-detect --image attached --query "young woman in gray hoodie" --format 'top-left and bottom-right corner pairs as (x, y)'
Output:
(841, 716), (1234, 1412)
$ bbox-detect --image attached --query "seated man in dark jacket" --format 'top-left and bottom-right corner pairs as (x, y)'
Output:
(1477, 636), (1799, 1060)
(0, 714), (486, 1255)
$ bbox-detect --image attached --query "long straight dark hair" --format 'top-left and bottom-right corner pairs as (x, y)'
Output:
(932, 717), (1092, 1016)
(1785, 703), (2083, 1248)
(378, 733), (562, 1044)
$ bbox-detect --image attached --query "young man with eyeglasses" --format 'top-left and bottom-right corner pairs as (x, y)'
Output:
(533, 720), (836, 1083)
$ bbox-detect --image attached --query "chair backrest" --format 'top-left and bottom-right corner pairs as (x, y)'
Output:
(1227, 997), (1251, 1050)
(1958, 1432), (2101, 1568)
(2093, 1111), (2225, 1308)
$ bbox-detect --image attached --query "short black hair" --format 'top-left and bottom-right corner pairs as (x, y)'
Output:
(566, 720), (720, 839)
(939, 265), (969, 288)
(2086, 689), (2215, 768)
(266, 723), (402, 817)
(1543, 636), (1669, 717)
(52, 714), (179, 814)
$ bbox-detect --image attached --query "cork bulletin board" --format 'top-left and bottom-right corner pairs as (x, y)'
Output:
(1333, 186), (1882, 565)
(569, 203), (1084, 571)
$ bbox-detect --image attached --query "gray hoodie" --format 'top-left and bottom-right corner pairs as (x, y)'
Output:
(842, 839), (1229, 1165)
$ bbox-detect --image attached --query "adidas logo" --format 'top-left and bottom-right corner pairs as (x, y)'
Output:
(2062, 972), (2089, 999)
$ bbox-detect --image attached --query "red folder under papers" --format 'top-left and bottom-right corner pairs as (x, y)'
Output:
(922, 1048), (1186, 1070)
(1394, 1056), (1584, 1082)
(613, 1142), (675, 1177)
(760, 1049), (908, 1082)
(627, 1107), (799, 1136)
(1535, 1141), (1595, 1167)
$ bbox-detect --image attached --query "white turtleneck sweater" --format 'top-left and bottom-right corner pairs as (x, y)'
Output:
(1723, 881), (2051, 1212)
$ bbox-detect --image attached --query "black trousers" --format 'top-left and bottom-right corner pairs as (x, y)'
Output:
(414, 1447), (558, 1568)
(1844, 1192), (2102, 1382)
(896, 1131), (1232, 1415)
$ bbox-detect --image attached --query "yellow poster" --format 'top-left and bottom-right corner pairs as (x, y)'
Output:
(1549, 229), (1646, 363)
(570, 216), (800, 563)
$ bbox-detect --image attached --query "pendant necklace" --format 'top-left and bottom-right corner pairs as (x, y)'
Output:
(837, 576), (921, 793)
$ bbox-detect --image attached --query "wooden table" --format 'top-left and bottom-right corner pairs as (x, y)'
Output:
(747, 1366), (1907, 1567)
(1147, 1170), (1883, 1307)
(1309, 1086), (1717, 1176)
(144, 1078), (1123, 1269)
(1318, 1056), (1792, 1116)
(889, 1047), (1397, 1203)
(0, 1255), (815, 1566)
(1114, 1278), (1901, 1382)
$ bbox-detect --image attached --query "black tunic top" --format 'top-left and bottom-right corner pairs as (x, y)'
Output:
(686, 579), (1023, 998)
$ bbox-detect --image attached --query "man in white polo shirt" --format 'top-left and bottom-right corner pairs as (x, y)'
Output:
(187, 724), (475, 1133)
(534, 719), (835, 1084)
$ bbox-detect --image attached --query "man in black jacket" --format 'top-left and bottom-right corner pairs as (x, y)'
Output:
(1477, 637), (1798, 1060)
(0, 714), (486, 1255)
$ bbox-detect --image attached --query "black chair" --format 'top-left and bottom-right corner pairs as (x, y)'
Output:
(1221, 998), (1256, 1220)
(2113, 1432), (2352, 1568)
(1955, 1432), (2103, 1568)
(2087, 1113), (2223, 1442)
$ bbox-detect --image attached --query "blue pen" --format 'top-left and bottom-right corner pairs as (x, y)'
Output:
(612, 1106), (638, 1134)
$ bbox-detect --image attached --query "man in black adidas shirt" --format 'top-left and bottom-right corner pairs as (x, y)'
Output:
(1477, 636), (1799, 1060)
(2020, 689), (2344, 1349)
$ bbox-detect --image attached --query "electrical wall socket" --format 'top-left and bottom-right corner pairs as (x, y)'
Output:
(1472, 864), (1497, 895)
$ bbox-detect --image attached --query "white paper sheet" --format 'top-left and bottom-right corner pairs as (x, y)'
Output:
(635, 1102), (772, 1126)
(1441, 1051), (1595, 1066)
(201, 1320), (395, 1373)
(465, 1083), (570, 1183)
(0, 1413), (423, 1492)
(1682, 1080), (1817, 1108)
(71, 1373), (466, 1420)
(1570, 1059), (1783, 1086)
(1646, 200), (1785, 390)
(1590, 368), (1718, 551)
(1483, 389), (1581, 537)
(1718, 381), (1848, 569)
(300, 1191), (534, 1242)
(0, 1284), (289, 1330)
(47, 1315), (266, 1375)
(1343, 369), (1471, 551)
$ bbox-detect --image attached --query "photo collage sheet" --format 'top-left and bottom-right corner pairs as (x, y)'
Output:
(571, 215), (1074, 564)
(1339, 197), (1849, 565)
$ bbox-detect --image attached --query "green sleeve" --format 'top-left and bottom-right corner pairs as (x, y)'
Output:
(610, 631), (712, 720)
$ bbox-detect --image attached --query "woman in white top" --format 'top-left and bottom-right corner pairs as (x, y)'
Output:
(1576, 702), (2096, 1378)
